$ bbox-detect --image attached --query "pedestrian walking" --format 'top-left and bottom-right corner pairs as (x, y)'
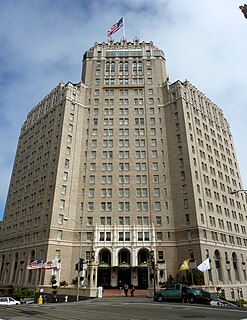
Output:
(123, 283), (129, 296)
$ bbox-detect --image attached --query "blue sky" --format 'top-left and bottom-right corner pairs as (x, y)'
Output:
(0, 0), (247, 220)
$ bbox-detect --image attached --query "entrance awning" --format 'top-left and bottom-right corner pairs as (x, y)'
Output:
(118, 262), (131, 268)
(138, 262), (148, 268)
(98, 263), (110, 268)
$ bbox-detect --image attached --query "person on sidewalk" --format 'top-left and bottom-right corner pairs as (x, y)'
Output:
(130, 284), (135, 297)
(123, 283), (129, 296)
(118, 280), (122, 292)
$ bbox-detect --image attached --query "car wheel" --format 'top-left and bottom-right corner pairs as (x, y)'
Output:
(157, 295), (164, 302)
(188, 295), (196, 303)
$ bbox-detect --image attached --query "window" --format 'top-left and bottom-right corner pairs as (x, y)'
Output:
(60, 199), (65, 209)
(88, 202), (94, 211)
(89, 175), (95, 184)
(91, 151), (96, 159)
(153, 175), (159, 183)
(136, 175), (147, 184)
(119, 151), (129, 159)
(119, 129), (129, 136)
(66, 147), (71, 155)
(101, 202), (112, 211)
(152, 151), (157, 158)
(119, 188), (130, 198)
(135, 139), (145, 147)
(58, 214), (64, 224)
(154, 188), (160, 196)
(119, 139), (129, 147)
(102, 163), (113, 171)
(87, 232), (92, 241)
(150, 128), (156, 135)
(61, 185), (67, 195)
(56, 230), (63, 241)
(137, 202), (148, 211)
(63, 172), (68, 181)
(156, 216), (162, 225)
(104, 129), (113, 136)
(136, 163), (147, 171)
(119, 202), (130, 211)
(156, 232), (163, 241)
(89, 188), (94, 198)
(155, 202), (161, 211)
(136, 151), (146, 159)
(119, 163), (129, 171)
(101, 188), (112, 198)
(92, 129), (98, 136)
(103, 151), (113, 159)
(87, 217), (93, 226)
(102, 175), (112, 184)
(119, 175), (130, 184)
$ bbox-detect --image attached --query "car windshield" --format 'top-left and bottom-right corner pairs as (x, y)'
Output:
(9, 298), (15, 301)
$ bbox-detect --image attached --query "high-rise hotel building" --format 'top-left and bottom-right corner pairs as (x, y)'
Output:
(0, 39), (246, 299)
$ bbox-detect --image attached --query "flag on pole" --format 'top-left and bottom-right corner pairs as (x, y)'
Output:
(42, 260), (60, 270)
(107, 17), (123, 37)
(179, 259), (190, 271)
(26, 259), (43, 270)
(197, 258), (210, 272)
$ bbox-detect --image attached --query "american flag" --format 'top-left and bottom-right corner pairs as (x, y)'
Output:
(107, 17), (123, 37)
(26, 259), (43, 270)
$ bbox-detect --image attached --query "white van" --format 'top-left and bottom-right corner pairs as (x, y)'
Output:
(0, 297), (20, 306)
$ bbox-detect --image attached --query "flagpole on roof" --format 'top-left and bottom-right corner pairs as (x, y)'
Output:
(123, 16), (125, 39)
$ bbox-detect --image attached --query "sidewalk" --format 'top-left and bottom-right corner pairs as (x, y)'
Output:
(102, 288), (147, 298)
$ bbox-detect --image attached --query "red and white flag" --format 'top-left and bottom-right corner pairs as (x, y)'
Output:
(42, 260), (60, 270)
(107, 17), (123, 37)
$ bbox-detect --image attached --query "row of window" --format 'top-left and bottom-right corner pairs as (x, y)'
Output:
(98, 88), (153, 96)
(90, 128), (160, 136)
(92, 117), (157, 125)
(94, 98), (155, 105)
(88, 150), (159, 159)
(92, 107), (158, 116)
(62, 201), (163, 212)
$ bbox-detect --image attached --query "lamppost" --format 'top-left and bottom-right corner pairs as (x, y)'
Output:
(64, 217), (82, 302)
(150, 250), (156, 299)
(230, 189), (247, 195)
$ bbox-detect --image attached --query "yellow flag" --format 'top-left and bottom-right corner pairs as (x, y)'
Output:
(179, 259), (190, 271)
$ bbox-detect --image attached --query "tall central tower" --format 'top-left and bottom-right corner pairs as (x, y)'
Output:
(77, 38), (171, 287)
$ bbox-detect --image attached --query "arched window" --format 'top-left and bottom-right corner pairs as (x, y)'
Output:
(214, 250), (223, 282)
(232, 252), (239, 281)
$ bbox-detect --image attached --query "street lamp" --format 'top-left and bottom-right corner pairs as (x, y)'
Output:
(64, 216), (82, 302)
(150, 250), (156, 299)
(230, 189), (247, 195)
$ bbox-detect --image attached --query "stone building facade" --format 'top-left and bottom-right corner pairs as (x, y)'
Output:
(0, 39), (246, 300)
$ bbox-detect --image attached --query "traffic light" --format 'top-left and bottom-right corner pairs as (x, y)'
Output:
(75, 262), (79, 271)
(79, 258), (84, 271)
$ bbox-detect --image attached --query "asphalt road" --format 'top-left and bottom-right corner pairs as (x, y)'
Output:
(1, 298), (247, 320)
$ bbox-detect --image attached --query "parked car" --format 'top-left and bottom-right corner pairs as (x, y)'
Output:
(210, 300), (230, 307)
(0, 297), (20, 306)
(154, 283), (211, 304)
(20, 298), (34, 304)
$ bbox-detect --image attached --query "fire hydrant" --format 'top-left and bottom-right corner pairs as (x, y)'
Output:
(37, 295), (43, 304)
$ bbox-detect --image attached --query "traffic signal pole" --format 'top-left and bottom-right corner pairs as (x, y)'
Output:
(77, 221), (83, 302)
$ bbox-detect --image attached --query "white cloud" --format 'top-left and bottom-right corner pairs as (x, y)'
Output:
(0, 0), (247, 219)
